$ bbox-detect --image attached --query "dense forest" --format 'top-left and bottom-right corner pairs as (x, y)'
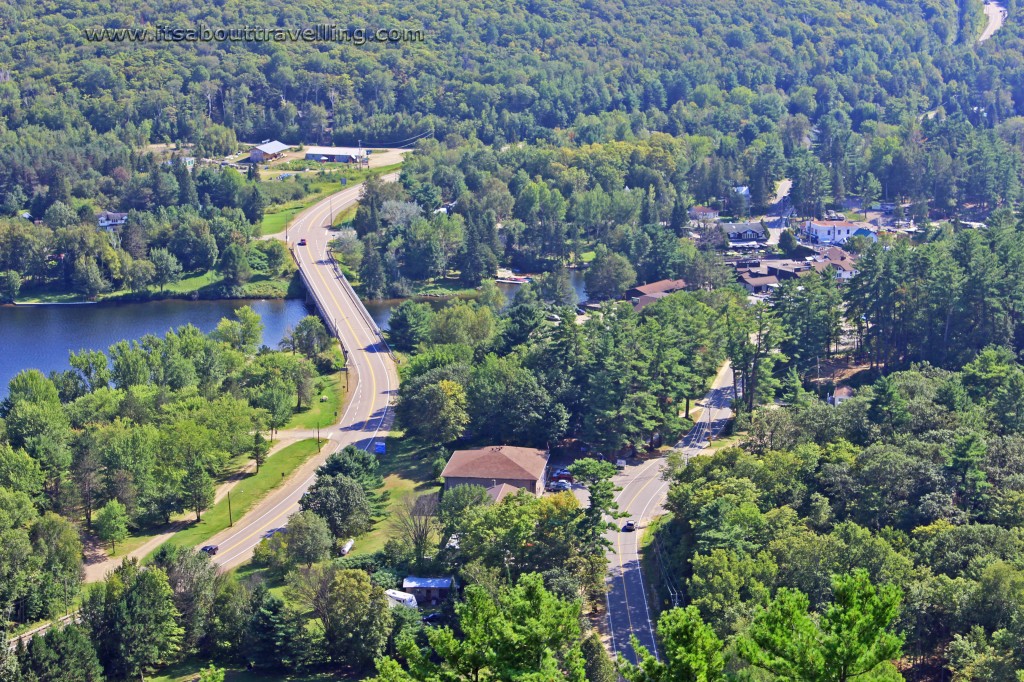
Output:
(0, 161), (310, 301)
(6, 0), (1024, 678)
(649, 359), (1024, 679)
(5, 0), (1024, 301)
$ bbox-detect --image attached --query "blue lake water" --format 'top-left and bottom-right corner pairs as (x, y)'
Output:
(0, 299), (312, 397)
(0, 271), (587, 398)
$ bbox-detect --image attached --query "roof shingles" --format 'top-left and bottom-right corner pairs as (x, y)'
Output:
(441, 445), (548, 481)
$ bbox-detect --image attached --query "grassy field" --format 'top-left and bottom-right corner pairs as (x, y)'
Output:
(350, 433), (442, 556)
(708, 434), (743, 451)
(150, 439), (322, 557)
(285, 371), (346, 430)
(257, 163), (403, 237)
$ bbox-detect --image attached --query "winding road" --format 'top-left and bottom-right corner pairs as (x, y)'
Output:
(605, 362), (736, 664)
(980, 1), (1007, 43)
(206, 179), (399, 571)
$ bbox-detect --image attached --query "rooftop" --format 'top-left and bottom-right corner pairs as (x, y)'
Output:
(305, 145), (366, 157)
(441, 445), (549, 481)
(486, 483), (520, 503)
(630, 279), (687, 296)
(253, 140), (290, 155)
(632, 291), (671, 310)
(403, 576), (453, 590)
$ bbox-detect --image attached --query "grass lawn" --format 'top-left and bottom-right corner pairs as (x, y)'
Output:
(350, 433), (442, 556)
(13, 287), (88, 304)
(708, 434), (743, 451)
(285, 371), (347, 430)
(404, 276), (478, 298)
(151, 439), (322, 556)
(257, 163), (403, 237)
(332, 204), (357, 226)
(15, 268), (298, 305)
(161, 269), (221, 294)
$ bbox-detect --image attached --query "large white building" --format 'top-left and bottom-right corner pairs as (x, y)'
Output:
(802, 219), (875, 245)
(303, 146), (367, 163)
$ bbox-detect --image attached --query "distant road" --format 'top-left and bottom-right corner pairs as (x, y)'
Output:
(980, 1), (1007, 42)
(206, 178), (400, 571)
(605, 362), (736, 664)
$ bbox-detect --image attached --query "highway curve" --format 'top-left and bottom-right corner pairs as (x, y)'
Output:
(205, 179), (399, 571)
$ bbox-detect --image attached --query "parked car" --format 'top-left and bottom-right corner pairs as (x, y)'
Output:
(615, 459), (627, 470)
(422, 612), (444, 626)
(200, 545), (219, 555)
(297, 238), (307, 246)
(551, 469), (574, 482)
(622, 520), (637, 532)
(547, 480), (572, 493)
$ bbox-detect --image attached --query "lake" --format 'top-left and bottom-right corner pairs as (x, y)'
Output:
(0, 299), (312, 397)
(0, 271), (588, 397)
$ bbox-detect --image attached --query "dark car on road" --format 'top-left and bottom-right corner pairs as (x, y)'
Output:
(297, 238), (307, 246)
(262, 527), (287, 539)
(200, 545), (219, 555)
(622, 520), (637, 532)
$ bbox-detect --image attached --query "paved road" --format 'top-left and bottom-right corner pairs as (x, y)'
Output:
(980, 1), (1007, 42)
(605, 363), (736, 664)
(206, 180), (399, 571)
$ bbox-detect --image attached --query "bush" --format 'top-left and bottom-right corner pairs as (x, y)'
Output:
(431, 456), (448, 480)
(251, 534), (290, 575)
(315, 347), (345, 373)
(370, 569), (398, 590)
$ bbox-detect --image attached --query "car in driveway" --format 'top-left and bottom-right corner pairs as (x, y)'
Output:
(550, 468), (574, 482)
(547, 480), (572, 493)
(422, 612), (444, 626)
(622, 520), (636, 532)
(200, 545), (219, 555)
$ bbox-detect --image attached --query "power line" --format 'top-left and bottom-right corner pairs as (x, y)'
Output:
(356, 128), (435, 149)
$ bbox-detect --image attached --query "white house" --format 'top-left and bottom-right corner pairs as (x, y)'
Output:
(828, 385), (854, 406)
(688, 205), (720, 222)
(802, 220), (875, 245)
(97, 211), (128, 230)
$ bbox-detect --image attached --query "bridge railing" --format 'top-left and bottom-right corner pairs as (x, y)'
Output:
(324, 250), (396, 361)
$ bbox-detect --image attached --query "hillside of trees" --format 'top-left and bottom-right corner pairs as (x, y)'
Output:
(2, 0), (1022, 223)
(649, 358), (1024, 679)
